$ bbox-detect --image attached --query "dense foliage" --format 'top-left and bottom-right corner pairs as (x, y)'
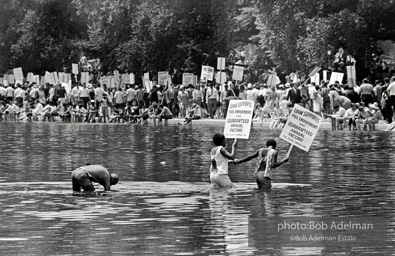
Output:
(0, 0), (394, 80)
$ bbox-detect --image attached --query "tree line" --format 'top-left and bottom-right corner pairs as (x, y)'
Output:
(1, 0), (394, 81)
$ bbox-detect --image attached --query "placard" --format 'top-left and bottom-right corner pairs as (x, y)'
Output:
(108, 76), (115, 88)
(72, 63), (79, 74)
(217, 57), (226, 70)
(80, 72), (89, 84)
(308, 67), (321, 77)
(215, 72), (227, 84)
(267, 74), (281, 86)
(58, 72), (64, 83)
(144, 72), (149, 81)
(346, 66), (356, 87)
(232, 65), (244, 81)
(62, 82), (71, 94)
(27, 72), (34, 83)
(323, 70), (328, 82)
(182, 73), (195, 86)
(130, 73), (135, 84)
(311, 73), (320, 85)
(122, 74), (130, 84)
(223, 100), (254, 139)
(158, 71), (169, 86)
(13, 67), (24, 82)
(8, 74), (15, 84)
(52, 72), (59, 84)
(100, 76), (108, 86)
(279, 104), (323, 152)
(45, 71), (55, 84)
(201, 66), (214, 81)
(329, 72), (344, 85)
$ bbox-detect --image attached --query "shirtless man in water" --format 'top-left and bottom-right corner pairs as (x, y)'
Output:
(232, 139), (288, 189)
(71, 165), (119, 192)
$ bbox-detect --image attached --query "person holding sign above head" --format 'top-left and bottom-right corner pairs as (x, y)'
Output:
(210, 133), (237, 189)
(232, 139), (288, 189)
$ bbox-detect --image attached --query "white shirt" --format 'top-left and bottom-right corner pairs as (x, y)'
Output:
(387, 82), (395, 96)
(210, 146), (229, 175)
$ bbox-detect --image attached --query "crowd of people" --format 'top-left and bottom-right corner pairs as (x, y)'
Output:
(0, 75), (395, 131)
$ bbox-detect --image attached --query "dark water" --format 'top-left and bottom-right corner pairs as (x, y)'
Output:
(0, 122), (394, 255)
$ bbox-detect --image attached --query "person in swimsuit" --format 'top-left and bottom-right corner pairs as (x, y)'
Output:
(232, 139), (288, 189)
(71, 165), (119, 193)
(210, 133), (237, 189)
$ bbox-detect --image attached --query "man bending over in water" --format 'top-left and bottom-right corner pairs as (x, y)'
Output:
(71, 165), (119, 193)
(232, 139), (288, 189)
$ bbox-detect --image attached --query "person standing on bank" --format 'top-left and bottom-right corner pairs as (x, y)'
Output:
(210, 133), (237, 189)
(71, 165), (119, 193)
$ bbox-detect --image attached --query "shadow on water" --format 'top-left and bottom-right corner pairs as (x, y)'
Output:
(0, 122), (395, 255)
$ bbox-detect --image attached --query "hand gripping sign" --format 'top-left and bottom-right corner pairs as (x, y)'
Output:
(280, 104), (323, 157)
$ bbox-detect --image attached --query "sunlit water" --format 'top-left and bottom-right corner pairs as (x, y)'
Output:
(0, 122), (394, 255)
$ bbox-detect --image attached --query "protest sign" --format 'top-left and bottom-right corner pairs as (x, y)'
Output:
(158, 71), (169, 86)
(0, 78), (2, 85)
(45, 71), (55, 84)
(267, 74), (281, 86)
(130, 73), (135, 84)
(13, 67), (24, 82)
(217, 57), (226, 70)
(80, 72), (89, 84)
(232, 65), (244, 81)
(122, 74), (130, 85)
(279, 104), (323, 152)
(8, 74), (15, 84)
(215, 72), (227, 84)
(144, 72), (150, 81)
(183, 73), (194, 86)
(308, 67), (321, 77)
(100, 76), (108, 86)
(65, 74), (71, 84)
(52, 72), (59, 84)
(329, 72), (344, 85)
(108, 76), (115, 88)
(58, 72), (64, 83)
(33, 75), (40, 85)
(40, 76), (45, 86)
(27, 72), (33, 83)
(311, 73), (320, 85)
(201, 66), (214, 82)
(72, 63), (79, 74)
(223, 100), (254, 139)
(346, 66), (356, 87)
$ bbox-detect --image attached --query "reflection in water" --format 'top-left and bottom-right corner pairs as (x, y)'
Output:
(0, 122), (395, 255)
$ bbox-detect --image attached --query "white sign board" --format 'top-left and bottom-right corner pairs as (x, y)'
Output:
(346, 66), (356, 87)
(217, 57), (226, 70)
(130, 73), (135, 84)
(201, 66), (214, 81)
(311, 73), (320, 85)
(223, 100), (254, 139)
(279, 104), (323, 152)
(72, 63), (79, 74)
(215, 72), (227, 84)
(182, 73), (195, 86)
(80, 72), (89, 84)
(13, 67), (24, 82)
(329, 72), (344, 85)
(323, 70), (328, 82)
(232, 65), (244, 81)
(45, 71), (55, 84)
(158, 71), (169, 86)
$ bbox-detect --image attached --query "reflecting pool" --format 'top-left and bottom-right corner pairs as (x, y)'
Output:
(0, 122), (394, 255)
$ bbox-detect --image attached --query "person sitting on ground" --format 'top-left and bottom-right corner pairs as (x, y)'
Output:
(364, 102), (382, 131)
(179, 102), (202, 125)
(324, 105), (346, 130)
(231, 139), (289, 189)
(210, 133), (237, 189)
(71, 164), (119, 193)
(157, 103), (172, 123)
(61, 103), (73, 122)
(344, 103), (359, 130)
(355, 102), (373, 130)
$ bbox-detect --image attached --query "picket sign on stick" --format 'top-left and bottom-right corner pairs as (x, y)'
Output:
(223, 100), (255, 139)
(280, 104), (323, 156)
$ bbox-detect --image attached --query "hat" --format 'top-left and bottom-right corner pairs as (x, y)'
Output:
(368, 102), (380, 110)
(279, 84), (284, 89)
(90, 100), (95, 103)
(285, 83), (290, 88)
(87, 83), (93, 89)
(247, 83), (252, 89)
(33, 83), (39, 89)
